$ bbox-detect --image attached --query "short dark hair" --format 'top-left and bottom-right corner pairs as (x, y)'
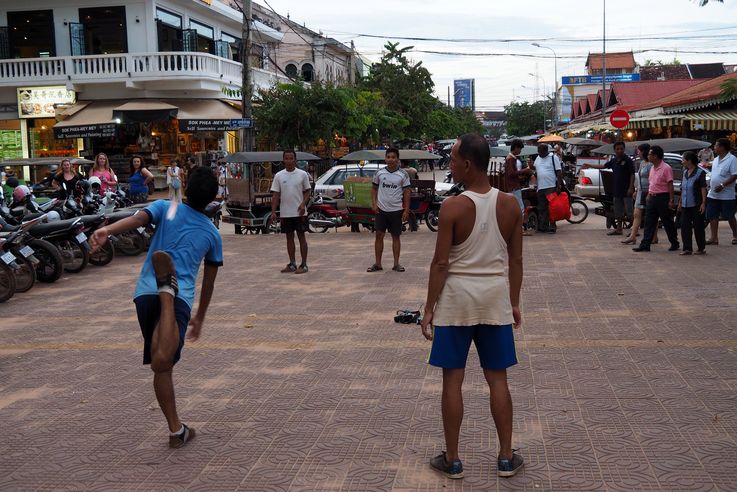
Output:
(715, 138), (731, 152)
(129, 155), (145, 175)
(613, 141), (626, 149)
(682, 151), (698, 166)
(186, 167), (218, 211)
(637, 143), (651, 154)
(650, 145), (664, 160)
(510, 139), (524, 151)
(385, 147), (400, 158)
(282, 149), (297, 160)
(458, 133), (490, 171)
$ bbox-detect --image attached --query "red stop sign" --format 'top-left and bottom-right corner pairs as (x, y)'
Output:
(610, 109), (630, 129)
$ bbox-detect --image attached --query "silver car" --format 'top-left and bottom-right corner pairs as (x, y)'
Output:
(313, 163), (452, 198)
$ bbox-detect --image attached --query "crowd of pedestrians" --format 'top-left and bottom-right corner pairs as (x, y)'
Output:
(594, 138), (737, 255)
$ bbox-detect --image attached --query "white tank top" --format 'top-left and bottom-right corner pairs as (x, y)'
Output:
(433, 188), (514, 327)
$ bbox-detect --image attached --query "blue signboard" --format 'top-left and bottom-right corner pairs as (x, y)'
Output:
(562, 73), (640, 85)
(454, 79), (475, 109)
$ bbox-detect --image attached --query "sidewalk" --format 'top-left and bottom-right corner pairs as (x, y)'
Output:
(1, 214), (736, 490)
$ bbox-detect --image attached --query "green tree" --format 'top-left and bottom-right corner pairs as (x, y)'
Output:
(424, 105), (483, 141)
(361, 42), (438, 139)
(504, 101), (546, 136)
(720, 78), (737, 102)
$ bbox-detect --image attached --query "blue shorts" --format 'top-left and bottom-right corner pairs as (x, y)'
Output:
(706, 198), (736, 221)
(134, 295), (191, 366)
(428, 324), (517, 370)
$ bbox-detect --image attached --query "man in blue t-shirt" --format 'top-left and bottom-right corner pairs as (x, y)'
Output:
(90, 167), (223, 449)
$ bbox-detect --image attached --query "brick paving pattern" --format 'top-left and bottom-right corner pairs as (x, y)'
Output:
(1, 214), (736, 491)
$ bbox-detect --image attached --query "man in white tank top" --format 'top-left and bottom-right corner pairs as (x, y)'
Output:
(421, 133), (525, 479)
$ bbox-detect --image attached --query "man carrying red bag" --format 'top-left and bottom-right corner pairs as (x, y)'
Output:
(531, 144), (564, 233)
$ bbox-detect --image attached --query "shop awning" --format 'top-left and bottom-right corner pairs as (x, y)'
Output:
(626, 115), (685, 129)
(53, 101), (120, 139)
(112, 101), (178, 124)
(686, 110), (737, 131)
(174, 99), (246, 132)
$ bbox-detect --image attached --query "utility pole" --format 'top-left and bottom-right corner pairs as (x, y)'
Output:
(602, 0), (607, 123)
(240, 0), (253, 151)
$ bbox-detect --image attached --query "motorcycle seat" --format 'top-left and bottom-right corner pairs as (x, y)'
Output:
(29, 218), (80, 236)
(106, 210), (135, 222)
(78, 214), (106, 227)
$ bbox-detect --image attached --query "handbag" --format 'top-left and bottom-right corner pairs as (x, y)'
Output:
(171, 177), (181, 190)
(547, 192), (571, 222)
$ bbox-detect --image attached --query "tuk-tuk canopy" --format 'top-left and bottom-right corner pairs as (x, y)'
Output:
(224, 151), (321, 163)
(489, 145), (539, 157)
(2, 157), (93, 167)
(592, 138), (710, 155)
(563, 137), (601, 146)
(340, 149), (441, 161)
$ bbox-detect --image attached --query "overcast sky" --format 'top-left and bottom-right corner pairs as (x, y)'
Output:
(264, 0), (737, 110)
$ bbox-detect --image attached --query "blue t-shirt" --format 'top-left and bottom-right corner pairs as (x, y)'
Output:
(134, 200), (223, 308)
(128, 170), (148, 194)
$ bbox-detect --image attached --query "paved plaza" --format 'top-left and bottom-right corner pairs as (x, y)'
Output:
(1, 214), (737, 491)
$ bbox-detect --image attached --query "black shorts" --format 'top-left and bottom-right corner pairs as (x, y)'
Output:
(281, 216), (307, 234)
(375, 210), (403, 236)
(134, 295), (191, 365)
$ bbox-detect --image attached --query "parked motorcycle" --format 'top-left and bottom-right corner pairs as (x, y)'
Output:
(0, 238), (19, 302)
(0, 215), (46, 293)
(307, 195), (349, 233)
(27, 217), (90, 275)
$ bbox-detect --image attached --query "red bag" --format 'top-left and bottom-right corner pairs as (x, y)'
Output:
(547, 192), (571, 222)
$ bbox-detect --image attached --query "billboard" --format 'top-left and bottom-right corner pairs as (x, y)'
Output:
(562, 73), (640, 85)
(18, 86), (76, 119)
(454, 79), (475, 109)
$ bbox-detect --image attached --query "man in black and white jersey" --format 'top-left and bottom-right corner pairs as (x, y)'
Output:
(367, 147), (411, 272)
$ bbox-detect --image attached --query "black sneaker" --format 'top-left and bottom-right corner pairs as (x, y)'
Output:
(169, 424), (196, 449)
(430, 451), (464, 479)
(497, 451), (524, 477)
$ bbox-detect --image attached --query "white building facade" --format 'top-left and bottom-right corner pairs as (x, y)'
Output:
(0, 0), (288, 181)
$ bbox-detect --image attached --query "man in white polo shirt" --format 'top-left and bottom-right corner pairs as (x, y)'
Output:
(706, 138), (737, 246)
(367, 147), (411, 272)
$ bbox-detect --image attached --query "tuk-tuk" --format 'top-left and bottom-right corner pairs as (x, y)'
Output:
(220, 151), (321, 234)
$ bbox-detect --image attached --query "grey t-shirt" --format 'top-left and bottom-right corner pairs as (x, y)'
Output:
(372, 167), (411, 212)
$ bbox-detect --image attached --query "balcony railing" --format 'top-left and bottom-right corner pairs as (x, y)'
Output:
(0, 51), (268, 87)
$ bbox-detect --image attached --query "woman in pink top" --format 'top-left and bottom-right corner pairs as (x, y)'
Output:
(90, 153), (118, 194)
(633, 145), (679, 252)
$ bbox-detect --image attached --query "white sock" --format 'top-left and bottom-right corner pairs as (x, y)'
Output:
(158, 286), (176, 297)
(170, 425), (184, 436)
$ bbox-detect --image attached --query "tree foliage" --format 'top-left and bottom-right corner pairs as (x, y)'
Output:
(720, 78), (737, 102)
(360, 42), (437, 139)
(504, 101), (546, 137)
(255, 43), (484, 148)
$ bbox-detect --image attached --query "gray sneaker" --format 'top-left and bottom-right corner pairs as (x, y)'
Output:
(497, 451), (524, 477)
(430, 451), (464, 479)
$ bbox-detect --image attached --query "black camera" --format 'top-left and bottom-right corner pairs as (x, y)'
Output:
(394, 309), (421, 324)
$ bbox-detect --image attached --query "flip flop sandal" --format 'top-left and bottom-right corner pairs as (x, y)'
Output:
(281, 263), (297, 273)
(152, 251), (178, 296)
(706, 240), (718, 245)
(392, 265), (406, 272)
(367, 264), (383, 272)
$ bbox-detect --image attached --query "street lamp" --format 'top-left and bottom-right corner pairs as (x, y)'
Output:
(532, 42), (558, 127)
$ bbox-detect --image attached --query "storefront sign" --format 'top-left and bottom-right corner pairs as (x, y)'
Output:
(179, 119), (253, 132)
(562, 74), (640, 85)
(17, 86), (77, 119)
(54, 124), (117, 139)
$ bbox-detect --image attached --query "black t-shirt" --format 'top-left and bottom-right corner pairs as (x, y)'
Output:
(605, 155), (635, 198)
(53, 173), (81, 198)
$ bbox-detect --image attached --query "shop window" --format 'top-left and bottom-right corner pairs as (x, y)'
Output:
(285, 63), (298, 78)
(157, 20), (183, 52)
(7, 10), (56, 58)
(189, 20), (215, 54)
(221, 32), (239, 61)
(78, 6), (128, 55)
(156, 8), (183, 52)
(301, 63), (314, 82)
(249, 43), (265, 70)
(0, 27), (10, 60)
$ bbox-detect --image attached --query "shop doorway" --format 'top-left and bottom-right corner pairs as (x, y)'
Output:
(7, 10), (56, 58)
(78, 6), (128, 55)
